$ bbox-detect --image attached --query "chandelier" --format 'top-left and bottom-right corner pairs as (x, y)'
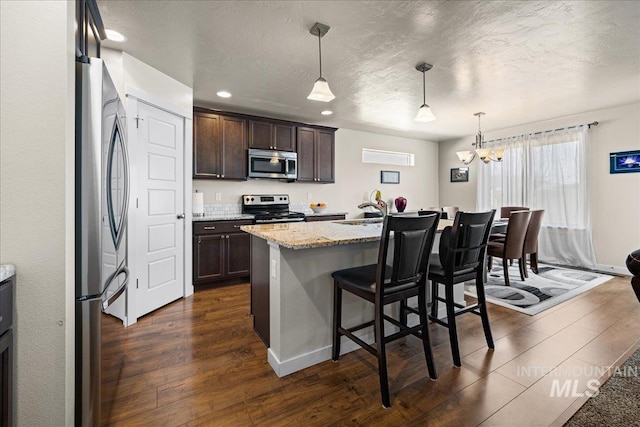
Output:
(456, 112), (504, 164)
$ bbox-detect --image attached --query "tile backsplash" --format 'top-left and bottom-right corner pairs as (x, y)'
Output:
(201, 203), (242, 217)
(199, 202), (315, 216)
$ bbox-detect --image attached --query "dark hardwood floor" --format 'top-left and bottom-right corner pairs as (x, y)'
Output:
(101, 276), (640, 426)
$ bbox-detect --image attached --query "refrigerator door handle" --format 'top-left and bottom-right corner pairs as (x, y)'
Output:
(100, 262), (129, 311)
(77, 260), (129, 311)
(106, 114), (129, 251)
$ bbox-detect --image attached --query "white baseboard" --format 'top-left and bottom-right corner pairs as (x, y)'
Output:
(268, 325), (396, 378)
(594, 264), (630, 276)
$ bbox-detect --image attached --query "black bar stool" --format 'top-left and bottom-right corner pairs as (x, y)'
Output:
(426, 210), (495, 367)
(331, 212), (440, 408)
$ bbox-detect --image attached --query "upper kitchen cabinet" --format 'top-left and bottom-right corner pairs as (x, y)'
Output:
(248, 119), (295, 152)
(193, 109), (247, 180)
(296, 127), (335, 183)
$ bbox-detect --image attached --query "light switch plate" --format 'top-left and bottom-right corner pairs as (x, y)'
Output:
(215, 192), (221, 201)
(271, 260), (277, 279)
(307, 192), (312, 201)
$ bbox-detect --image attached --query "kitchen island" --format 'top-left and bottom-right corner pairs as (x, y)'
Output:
(241, 217), (460, 377)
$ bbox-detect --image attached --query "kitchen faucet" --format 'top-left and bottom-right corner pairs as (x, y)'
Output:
(357, 201), (387, 217)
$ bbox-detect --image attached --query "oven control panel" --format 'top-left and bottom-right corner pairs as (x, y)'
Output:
(243, 194), (289, 206)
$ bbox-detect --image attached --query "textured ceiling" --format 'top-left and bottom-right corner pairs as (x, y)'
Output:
(97, 0), (640, 141)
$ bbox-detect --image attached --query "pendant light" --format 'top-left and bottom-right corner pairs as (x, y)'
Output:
(414, 63), (436, 122)
(307, 22), (335, 102)
(456, 112), (505, 164)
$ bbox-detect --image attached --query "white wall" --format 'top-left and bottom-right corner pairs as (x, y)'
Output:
(0, 1), (74, 425)
(102, 49), (193, 113)
(439, 102), (640, 271)
(193, 128), (439, 217)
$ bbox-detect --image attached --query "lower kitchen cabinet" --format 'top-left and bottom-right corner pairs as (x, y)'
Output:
(193, 220), (252, 284)
(305, 214), (346, 222)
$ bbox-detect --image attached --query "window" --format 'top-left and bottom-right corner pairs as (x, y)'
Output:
(477, 126), (596, 268)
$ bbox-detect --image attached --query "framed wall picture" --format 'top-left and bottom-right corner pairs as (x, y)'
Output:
(450, 167), (469, 182)
(610, 150), (640, 174)
(380, 170), (400, 184)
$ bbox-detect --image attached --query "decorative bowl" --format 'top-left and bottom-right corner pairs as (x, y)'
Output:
(310, 206), (327, 214)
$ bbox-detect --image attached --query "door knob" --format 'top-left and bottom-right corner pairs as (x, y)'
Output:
(177, 213), (185, 219)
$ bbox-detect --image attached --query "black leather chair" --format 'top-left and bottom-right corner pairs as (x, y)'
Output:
(427, 210), (496, 367)
(331, 212), (440, 408)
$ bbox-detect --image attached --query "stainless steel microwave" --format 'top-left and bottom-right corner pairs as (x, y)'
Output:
(248, 149), (297, 180)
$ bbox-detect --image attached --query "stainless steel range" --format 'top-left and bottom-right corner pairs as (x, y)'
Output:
(242, 194), (306, 223)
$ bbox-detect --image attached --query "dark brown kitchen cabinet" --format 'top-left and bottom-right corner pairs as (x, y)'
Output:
(0, 274), (13, 427)
(248, 119), (295, 152)
(296, 127), (335, 183)
(193, 220), (253, 284)
(305, 214), (346, 222)
(193, 110), (247, 180)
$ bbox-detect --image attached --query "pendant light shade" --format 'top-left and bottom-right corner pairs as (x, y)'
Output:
(307, 23), (335, 102)
(414, 63), (436, 122)
(308, 77), (335, 102)
(415, 104), (436, 122)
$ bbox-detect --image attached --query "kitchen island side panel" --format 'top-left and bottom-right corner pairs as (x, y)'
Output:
(269, 241), (379, 375)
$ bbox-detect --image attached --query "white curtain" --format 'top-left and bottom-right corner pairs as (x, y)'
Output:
(477, 126), (597, 268)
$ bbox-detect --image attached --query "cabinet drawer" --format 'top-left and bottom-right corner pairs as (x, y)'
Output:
(0, 278), (14, 335)
(194, 220), (254, 235)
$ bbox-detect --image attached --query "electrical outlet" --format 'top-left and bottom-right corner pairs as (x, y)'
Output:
(271, 260), (277, 279)
(215, 192), (221, 201)
(307, 192), (312, 201)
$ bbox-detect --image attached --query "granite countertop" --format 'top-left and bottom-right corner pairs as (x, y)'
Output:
(193, 214), (255, 222)
(241, 218), (453, 250)
(0, 264), (16, 282)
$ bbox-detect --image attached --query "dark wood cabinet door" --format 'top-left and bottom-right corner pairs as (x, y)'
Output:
(296, 127), (316, 182)
(248, 120), (272, 150)
(225, 232), (251, 276)
(194, 235), (224, 282)
(193, 112), (221, 178)
(274, 124), (295, 151)
(220, 116), (247, 179)
(316, 130), (335, 183)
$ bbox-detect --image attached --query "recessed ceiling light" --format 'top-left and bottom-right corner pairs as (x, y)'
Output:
(321, 110), (333, 115)
(216, 91), (232, 98)
(105, 29), (127, 43)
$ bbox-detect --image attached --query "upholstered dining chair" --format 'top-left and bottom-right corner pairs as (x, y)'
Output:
(499, 206), (529, 219)
(331, 212), (440, 408)
(420, 210), (496, 368)
(487, 210), (532, 285)
(522, 210), (545, 277)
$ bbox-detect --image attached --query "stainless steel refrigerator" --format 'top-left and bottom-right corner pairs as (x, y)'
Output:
(75, 57), (129, 426)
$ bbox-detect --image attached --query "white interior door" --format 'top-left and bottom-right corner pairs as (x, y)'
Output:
(135, 101), (185, 317)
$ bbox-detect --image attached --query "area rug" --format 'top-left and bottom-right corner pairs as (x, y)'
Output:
(564, 346), (640, 426)
(464, 261), (614, 315)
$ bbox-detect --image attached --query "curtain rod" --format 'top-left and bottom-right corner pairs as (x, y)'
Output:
(486, 120), (599, 145)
